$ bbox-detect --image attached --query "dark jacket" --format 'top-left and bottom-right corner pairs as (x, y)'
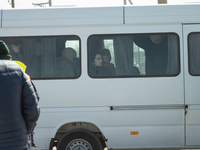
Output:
(56, 56), (75, 77)
(89, 64), (112, 77)
(133, 35), (168, 76)
(103, 63), (116, 76)
(0, 60), (40, 150)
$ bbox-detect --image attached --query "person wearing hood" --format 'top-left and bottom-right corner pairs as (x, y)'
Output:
(0, 40), (40, 150)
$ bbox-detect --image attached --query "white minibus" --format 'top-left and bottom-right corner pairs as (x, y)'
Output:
(1, 4), (200, 150)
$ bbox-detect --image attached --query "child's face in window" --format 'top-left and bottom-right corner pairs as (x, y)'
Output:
(102, 55), (110, 64)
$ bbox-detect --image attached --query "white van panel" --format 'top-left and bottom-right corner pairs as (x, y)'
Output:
(34, 107), (184, 148)
(186, 125), (200, 146)
(104, 125), (184, 148)
(1, 7), (123, 28)
(125, 5), (200, 25)
(35, 77), (184, 108)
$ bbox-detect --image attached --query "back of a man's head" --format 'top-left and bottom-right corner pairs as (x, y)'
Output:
(0, 40), (12, 60)
(149, 35), (162, 44)
(62, 47), (77, 62)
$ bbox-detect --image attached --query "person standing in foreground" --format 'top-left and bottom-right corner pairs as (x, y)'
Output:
(0, 40), (40, 150)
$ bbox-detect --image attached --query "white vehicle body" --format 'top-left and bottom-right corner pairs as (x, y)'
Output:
(0, 4), (200, 150)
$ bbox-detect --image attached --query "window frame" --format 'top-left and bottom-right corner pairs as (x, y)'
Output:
(87, 32), (180, 79)
(0, 35), (81, 80)
(188, 32), (200, 76)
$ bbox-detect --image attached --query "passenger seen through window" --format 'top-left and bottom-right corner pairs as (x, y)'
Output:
(88, 33), (179, 78)
(89, 51), (112, 77)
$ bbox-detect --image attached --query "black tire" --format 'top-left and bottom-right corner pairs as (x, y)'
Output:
(57, 129), (103, 150)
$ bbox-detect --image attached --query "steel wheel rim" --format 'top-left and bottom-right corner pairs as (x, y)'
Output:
(66, 138), (92, 150)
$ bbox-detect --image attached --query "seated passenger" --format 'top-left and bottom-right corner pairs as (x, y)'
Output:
(101, 49), (116, 76)
(56, 47), (76, 77)
(89, 51), (112, 77)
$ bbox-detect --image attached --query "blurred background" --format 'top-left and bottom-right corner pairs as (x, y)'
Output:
(1, 0), (200, 9)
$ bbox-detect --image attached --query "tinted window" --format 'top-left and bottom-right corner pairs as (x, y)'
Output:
(0, 36), (80, 79)
(88, 33), (179, 78)
(188, 33), (200, 76)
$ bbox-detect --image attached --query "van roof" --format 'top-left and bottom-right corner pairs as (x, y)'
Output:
(1, 4), (200, 28)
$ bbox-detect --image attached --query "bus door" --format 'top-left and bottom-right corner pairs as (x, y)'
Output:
(183, 24), (200, 146)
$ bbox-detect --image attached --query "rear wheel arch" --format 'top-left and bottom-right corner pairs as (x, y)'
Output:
(57, 128), (103, 150)
(52, 122), (107, 149)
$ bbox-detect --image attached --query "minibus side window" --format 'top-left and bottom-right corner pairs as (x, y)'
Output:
(188, 33), (200, 76)
(0, 36), (81, 79)
(88, 33), (179, 78)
